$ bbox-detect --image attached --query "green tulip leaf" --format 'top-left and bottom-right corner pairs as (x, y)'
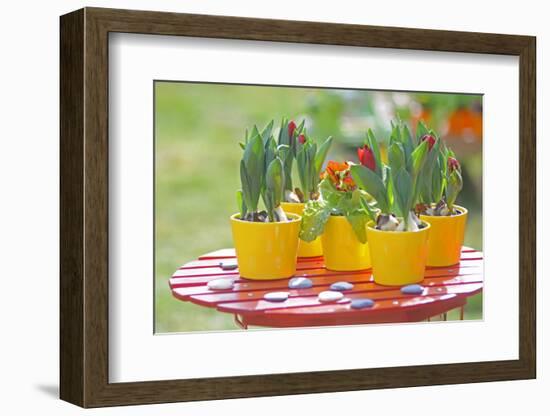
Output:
(266, 157), (284, 207)
(431, 162), (443, 203)
(385, 166), (395, 212)
(446, 169), (463, 209)
(393, 167), (413, 218)
(260, 120), (274, 144)
(359, 194), (379, 222)
(350, 164), (389, 213)
(236, 189), (246, 218)
(388, 142), (406, 172)
(366, 129), (383, 178)
(418, 137), (441, 203)
(416, 120), (429, 141)
(264, 136), (277, 174)
(402, 123), (414, 165)
(241, 133), (265, 213)
(277, 118), (290, 146)
(314, 136), (333, 177)
(411, 140), (429, 179)
(239, 160), (256, 212)
(250, 125), (261, 142)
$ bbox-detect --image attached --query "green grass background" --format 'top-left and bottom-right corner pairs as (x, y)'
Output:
(154, 82), (483, 333)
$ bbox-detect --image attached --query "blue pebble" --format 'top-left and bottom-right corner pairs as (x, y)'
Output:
(401, 284), (424, 295)
(351, 298), (375, 309)
(330, 281), (354, 291)
(289, 277), (313, 289)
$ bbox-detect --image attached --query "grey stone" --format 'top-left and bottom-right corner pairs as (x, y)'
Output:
(289, 277), (313, 289)
(264, 292), (289, 302)
(330, 281), (354, 291)
(219, 261), (238, 270)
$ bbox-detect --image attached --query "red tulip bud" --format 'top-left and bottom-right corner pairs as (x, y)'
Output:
(298, 134), (306, 144)
(357, 145), (376, 171)
(448, 157), (460, 172)
(421, 134), (436, 151)
(288, 120), (297, 138)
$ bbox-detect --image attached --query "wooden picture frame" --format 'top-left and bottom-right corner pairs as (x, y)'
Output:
(60, 7), (536, 408)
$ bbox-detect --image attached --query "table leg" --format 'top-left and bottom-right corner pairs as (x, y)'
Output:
(460, 306), (465, 320)
(234, 314), (248, 330)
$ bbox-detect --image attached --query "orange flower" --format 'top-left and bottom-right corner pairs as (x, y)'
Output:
(323, 161), (348, 183)
(322, 161), (355, 191)
(341, 171), (357, 191)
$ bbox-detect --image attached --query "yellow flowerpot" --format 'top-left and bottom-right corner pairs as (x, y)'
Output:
(420, 205), (468, 267)
(321, 215), (371, 271)
(366, 221), (430, 286)
(230, 213), (300, 280)
(281, 202), (323, 258)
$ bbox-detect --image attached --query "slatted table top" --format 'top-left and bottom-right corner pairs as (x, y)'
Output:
(170, 247), (483, 328)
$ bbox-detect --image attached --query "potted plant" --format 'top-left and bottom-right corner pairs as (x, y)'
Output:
(231, 122), (301, 280)
(278, 119), (333, 258)
(414, 123), (467, 266)
(300, 155), (371, 271)
(350, 122), (431, 286)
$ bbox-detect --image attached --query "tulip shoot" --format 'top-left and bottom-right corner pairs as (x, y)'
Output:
(416, 125), (464, 216)
(445, 152), (463, 211)
(295, 131), (333, 202)
(277, 118), (304, 195)
(237, 121), (292, 222)
(238, 119), (464, 229)
(264, 157), (288, 222)
(351, 121), (429, 232)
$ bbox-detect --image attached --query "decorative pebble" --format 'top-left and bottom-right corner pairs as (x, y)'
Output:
(207, 278), (234, 290)
(330, 281), (354, 291)
(289, 277), (313, 289)
(219, 261), (238, 270)
(318, 290), (344, 303)
(264, 292), (289, 302)
(401, 284), (425, 295)
(351, 298), (375, 309)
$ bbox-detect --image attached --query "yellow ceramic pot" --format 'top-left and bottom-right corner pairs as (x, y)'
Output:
(366, 221), (430, 286)
(420, 205), (468, 267)
(230, 213), (300, 280)
(321, 215), (371, 271)
(281, 202), (323, 258)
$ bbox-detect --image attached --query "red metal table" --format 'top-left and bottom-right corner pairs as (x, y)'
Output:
(170, 247), (483, 329)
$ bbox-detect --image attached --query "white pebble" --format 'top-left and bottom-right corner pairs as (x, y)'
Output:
(318, 290), (344, 303)
(264, 292), (289, 302)
(207, 278), (234, 290)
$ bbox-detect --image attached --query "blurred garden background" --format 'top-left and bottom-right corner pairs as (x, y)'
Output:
(155, 81), (483, 333)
